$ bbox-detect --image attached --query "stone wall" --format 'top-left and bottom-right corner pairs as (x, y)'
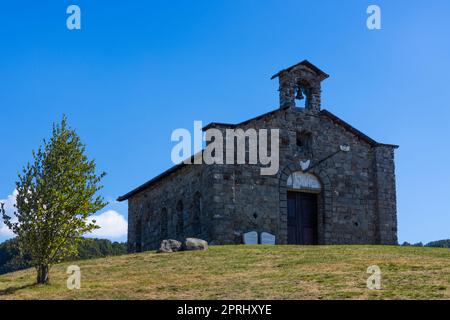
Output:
(207, 107), (387, 245)
(126, 106), (398, 251)
(127, 164), (216, 252)
(373, 146), (398, 244)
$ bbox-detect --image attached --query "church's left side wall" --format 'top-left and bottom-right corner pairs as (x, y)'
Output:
(127, 163), (214, 252)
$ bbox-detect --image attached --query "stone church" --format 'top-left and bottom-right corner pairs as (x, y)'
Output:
(118, 60), (398, 252)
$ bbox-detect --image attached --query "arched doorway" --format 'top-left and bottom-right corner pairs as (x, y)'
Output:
(286, 172), (321, 245)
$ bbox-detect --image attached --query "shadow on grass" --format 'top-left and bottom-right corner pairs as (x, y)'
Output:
(0, 283), (37, 295)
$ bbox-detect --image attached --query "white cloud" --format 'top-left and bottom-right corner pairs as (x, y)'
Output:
(0, 190), (18, 238)
(86, 210), (128, 239)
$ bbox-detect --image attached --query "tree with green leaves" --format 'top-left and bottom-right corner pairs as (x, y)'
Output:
(0, 116), (106, 284)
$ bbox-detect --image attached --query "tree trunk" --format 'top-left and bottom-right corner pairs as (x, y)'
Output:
(37, 265), (49, 284)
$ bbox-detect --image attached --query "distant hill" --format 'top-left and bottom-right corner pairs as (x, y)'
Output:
(401, 239), (450, 248)
(0, 238), (126, 275)
(0, 245), (449, 300)
(425, 239), (450, 248)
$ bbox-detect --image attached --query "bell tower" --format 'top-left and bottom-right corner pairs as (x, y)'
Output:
(271, 60), (329, 112)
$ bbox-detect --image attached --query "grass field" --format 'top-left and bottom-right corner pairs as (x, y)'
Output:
(0, 245), (449, 300)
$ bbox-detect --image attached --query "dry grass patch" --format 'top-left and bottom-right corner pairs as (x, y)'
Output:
(0, 245), (449, 300)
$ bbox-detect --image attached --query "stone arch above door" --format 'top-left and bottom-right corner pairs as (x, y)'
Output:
(287, 171), (322, 193)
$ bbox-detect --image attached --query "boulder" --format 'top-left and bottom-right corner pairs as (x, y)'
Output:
(184, 238), (209, 251)
(157, 239), (182, 253)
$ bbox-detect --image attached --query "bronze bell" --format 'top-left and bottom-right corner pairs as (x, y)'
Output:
(295, 87), (304, 100)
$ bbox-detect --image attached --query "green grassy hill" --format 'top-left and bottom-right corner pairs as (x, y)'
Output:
(0, 245), (449, 300)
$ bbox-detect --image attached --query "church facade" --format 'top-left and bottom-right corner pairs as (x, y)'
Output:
(118, 60), (398, 252)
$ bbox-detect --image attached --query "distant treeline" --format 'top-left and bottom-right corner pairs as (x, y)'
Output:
(0, 238), (127, 275)
(401, 239), (450, 248)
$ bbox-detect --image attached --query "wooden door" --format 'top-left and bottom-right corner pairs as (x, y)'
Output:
(287, 191), (318, 245)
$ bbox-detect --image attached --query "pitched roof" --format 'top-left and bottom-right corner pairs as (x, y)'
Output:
(320, 110), (399, 149)
(117, 162), (186, 202)
(117, 108), (398, 202)
(202, 106), (289, 131)
(116, 152), (201, 202)
(271, 60), (330, 81)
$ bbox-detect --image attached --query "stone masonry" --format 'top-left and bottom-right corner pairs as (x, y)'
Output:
(118, 60), (398, 252)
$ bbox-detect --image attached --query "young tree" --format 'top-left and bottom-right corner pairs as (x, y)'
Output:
(0, 116), (106, 284)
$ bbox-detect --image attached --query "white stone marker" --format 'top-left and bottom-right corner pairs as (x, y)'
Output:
(261, 232), (276, 245)
(243, 231), (258, 245)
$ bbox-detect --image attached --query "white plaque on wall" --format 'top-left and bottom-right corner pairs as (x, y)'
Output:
(287, 171), (321, 191)
(243, 231), (258, 245)
(261, 232), (276, 245)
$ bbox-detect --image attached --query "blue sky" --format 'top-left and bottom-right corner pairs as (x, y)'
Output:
(1, 0), (449, 244)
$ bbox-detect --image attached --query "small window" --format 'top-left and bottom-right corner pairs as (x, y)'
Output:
(192, 192), (202, 236)
(160, 208), (168, 240)
(135, 217), (142, 252)
(296, 131), (312, 153)
(176, 201), (184, 237)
